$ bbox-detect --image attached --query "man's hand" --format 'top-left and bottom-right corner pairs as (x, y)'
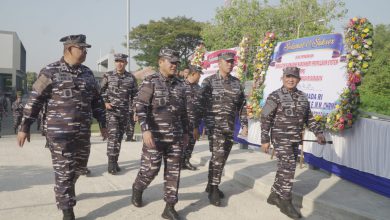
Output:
(100, 127), (108, 141)
(183, 134), (189, 147)
(240, 126), (248, 137)
(142, 131), (156, 148)
(261, 142), (270, 153)
(17, 131), (30, 147)
(193, 128), (199, 140)
(316, 133), (326, 145)
(105, 103), (112, 110)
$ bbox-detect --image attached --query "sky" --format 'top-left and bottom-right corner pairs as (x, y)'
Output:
(0, 0), (389, 73)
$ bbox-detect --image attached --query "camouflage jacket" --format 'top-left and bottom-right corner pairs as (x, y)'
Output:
(100, 70), (138, 114)
(12, 99), (24, 117)
(261, 87), (323, 144)
(184, 80), (202, 129)
(20, 57), (106, 138)
(201, 72), (248, 134)
(135, 72), (188, 141)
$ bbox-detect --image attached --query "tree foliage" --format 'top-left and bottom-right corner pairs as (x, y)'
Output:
(201, 0), (347, 78)
(359, 24), (390, 115)
(128, 16), (204, 68)
(26, 72), (37, 92)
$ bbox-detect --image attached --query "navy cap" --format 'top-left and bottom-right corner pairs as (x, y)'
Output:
(159, 48), (180, 62)
(60, 34), (91, 48)
(283, 67), (300, 78)
(114, 53), (128, 62)
(218, 52), (235, 61)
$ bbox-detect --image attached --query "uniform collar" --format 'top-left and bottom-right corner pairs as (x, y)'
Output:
(281, 86), (298, 94)
(60, 57), (83, 75)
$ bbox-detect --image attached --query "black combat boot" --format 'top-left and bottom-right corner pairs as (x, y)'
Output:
(205, 183), (225, 198)
(161, 203), (181, 220)
(125, 136), (132, 142)
(208, 185), (221, 206)
(114, 155), (121, 172)
(62, 208), (75, 220)
(108, 157), (117, 174)
(182, 158), (197, 171)
(131, 187), (143, 207)
(80, 167), (91, 176)
(267, 191), (281, 207)
(279, 199), (302, 219)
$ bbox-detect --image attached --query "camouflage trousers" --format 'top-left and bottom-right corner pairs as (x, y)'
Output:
(208, 131), (234, 186)
(133, 140), (183, 204)
(48, 135), (91, 210)
(13, 115), (22, 130)
(183, 124), (196, 159)
(106, 111), (128, 157)
(125, 112), (135, 139)
(271, 142), (299, 200)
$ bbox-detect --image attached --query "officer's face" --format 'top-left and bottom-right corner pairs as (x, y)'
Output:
(115, 60), (127, 73)
(159, 58), (178, 77)
(218, 59), (234, 74)
(182, 69), (190, 78)
(282, 75), (300, 90)
(69, 45), (87, 64)
(187, 72), (201, 83)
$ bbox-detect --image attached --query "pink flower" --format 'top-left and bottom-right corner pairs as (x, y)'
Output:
(338, 123), (345, 130)
(339, 117), (345, 123)
(350, 83), (356, 91)
(346, 113), (353, 119)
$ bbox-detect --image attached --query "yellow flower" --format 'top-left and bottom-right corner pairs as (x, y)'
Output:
(361, 34), (366, 38)
(352, 17), (358, 22)
(336, 114), (341, 120)
(362, 62), (369, 68)
(348, 62), (354, 68)
(353, 44), (360, 49)
(363, 28), (370, 33)
(327, 117), (331, 123)
(335, 104), (340, 109)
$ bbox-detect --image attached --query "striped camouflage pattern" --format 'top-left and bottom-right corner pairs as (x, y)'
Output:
(11, 99), (24, 131)
(183, 79), (202, 159)
(101, 70), (138, 157)
(19, 57), (106, 209)
(133, 72), (188, 204)
(135, 72), (188, 140)
(133, 141), (183, 204)
(261, 86), (323, 200)
(126, 111), (135, 139)
(201, 72), (248, 185)
(0, 95), (7, 134)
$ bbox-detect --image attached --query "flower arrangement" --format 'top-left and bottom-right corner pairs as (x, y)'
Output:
(324, 17), (373, 132)
(236, 36), (250, 81)
(191, 42), (206, 68)
(247, 32), (277, 119)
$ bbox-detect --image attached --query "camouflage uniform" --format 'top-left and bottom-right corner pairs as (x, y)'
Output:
(125, 111), (136, 141)
(261, 86), (323, 201)
(0, 95), (8, 136)
(201, 69), (248, 187)
(182, 78), (202, 162)
(12, 98), (24, 133)
(132, 71), (188, 204)
(19, 35), (106, 210)
(101, 55), (138, 167)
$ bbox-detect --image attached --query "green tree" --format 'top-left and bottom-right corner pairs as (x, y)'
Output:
(26, 72), (37, 92)
(127, 16), (204, 68)
(359, 24), (390, 115)
(201, 0), (347, 78)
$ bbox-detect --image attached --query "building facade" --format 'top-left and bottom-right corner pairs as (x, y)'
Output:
(0, 30), (27, 95)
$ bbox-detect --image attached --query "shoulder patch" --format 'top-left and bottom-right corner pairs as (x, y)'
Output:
(33, 74), (52, 95)
(261, 99), (278, 118)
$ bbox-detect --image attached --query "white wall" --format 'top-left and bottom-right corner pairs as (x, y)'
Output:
(0, 33), (13, 69)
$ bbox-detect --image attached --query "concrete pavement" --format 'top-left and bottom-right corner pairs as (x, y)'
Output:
(1, 133), (389, 220)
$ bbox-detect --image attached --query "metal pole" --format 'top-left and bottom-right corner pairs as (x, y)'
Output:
(127, 0), (130, 71)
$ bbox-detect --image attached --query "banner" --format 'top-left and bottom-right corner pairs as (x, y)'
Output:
(262, 33), (347, 116)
